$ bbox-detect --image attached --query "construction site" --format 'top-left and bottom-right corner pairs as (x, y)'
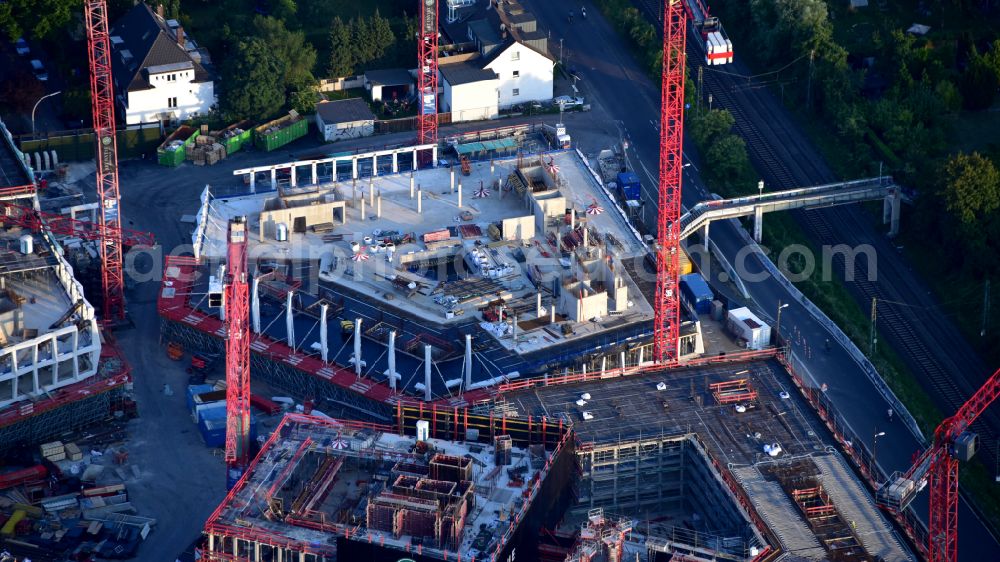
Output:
(202, 409), (574, 562)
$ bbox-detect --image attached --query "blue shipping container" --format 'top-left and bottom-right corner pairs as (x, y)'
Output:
(198, 407), (258, 449)
(616, 172), (642, 201)
(186, 384), (215, 414)
(680, 273), (714, 315)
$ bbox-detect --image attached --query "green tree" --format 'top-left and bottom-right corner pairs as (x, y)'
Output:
(369, 9), (395, 61)
(959, 47), (999, 110)
(290, 83), (319, 115)
(328, 16), (355, 77)
(221, 38), (285, 121)
(352, 16), (377, 66)
(272, 0), (297, 20)
(942, 152), (1000, 228)
(252, 16), (317, 88)
(689, 109), (736, 148)
(705, 135), (754, 191)
(0, 0), (75, 38)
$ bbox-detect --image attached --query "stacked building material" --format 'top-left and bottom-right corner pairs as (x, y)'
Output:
(40, 440), (66, 462)
(186, 135), (228, 166)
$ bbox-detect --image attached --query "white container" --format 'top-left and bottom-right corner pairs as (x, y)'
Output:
(276, 223), (288, 242)
(416, 420), (430, 441)
(19, 235), (33, 255)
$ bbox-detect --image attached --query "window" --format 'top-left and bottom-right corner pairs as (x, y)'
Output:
(511, 50), (520, 61)
(167, 97), (178, 108)
(512, 88), (519, 96)
(512, 70), (520, 78)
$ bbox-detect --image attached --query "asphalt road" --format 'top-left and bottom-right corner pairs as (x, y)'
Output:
(520, 0), (1000, 558)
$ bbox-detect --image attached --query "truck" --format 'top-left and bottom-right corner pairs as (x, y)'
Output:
(542, 123), (571, 149)
(616, 171), (642, 201)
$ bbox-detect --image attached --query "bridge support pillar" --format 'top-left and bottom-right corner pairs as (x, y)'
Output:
(753, 206), (763, 243)
(883, 188), (901, 237)
(701, 221), (710, 246)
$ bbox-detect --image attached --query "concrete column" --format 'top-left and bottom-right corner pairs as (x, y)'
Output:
(417, 189), (423, 214)
(490, 159), (495, 175)
(372, 155), (378, 176)
(620, 351), (627, 375)
(290, 165), (297, 187)
(583, 226), (588, 247)
(512, 314), (518, 347)
(388, 330), (397, 391)
(249, 173), (256, 193)
(320, 303), (329, 363)
(885, 188), (901, 237)
(412, 149), (418, 170)
(392, 152), (398, 173)
(638, 346), (644, 365)
(360, 196), (366, 221)
(352, 178), (357, 203)
(570, 209), (576, 230)
(251, 277), (261, 334)
(601, 356), (607, 376)
(753, 206), (763, 243)
(311, 162), (317, 185)
(286, 291), (295, 351)
(457, 181), (463, 208)
(432, 146), (438, 166)
(410, 174), (415, 198)
(270, 168), (276, 189)
(354, 318), (363, 376)
(464, 334), (473, 390)
(536, 292), (543, 317)
(702, 221), (710, 246)
(377, 193), (382, 218)
(352, 158), (358, 179)
(424, 344), (433, 402)
(450, 168), (455, 192)
(369, 177), (375, 206)
(550, 304), (556, 323)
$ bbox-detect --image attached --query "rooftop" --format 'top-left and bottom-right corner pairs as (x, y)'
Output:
(205, 413), (568, 561)
(316, 98), (376, 124)
(439, 60), (498, 86)
(363, 68), (414, 87)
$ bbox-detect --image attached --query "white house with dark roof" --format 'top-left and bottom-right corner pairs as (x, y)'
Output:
(436, 0), (554, 117)
(440, 62), (499, 122)
(315, 99), (376, 142)
(110, 3), (215, 125)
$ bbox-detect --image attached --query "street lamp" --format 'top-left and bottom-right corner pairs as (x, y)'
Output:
(775, 301), (789, 342)
(872, 429), (886, 477)
(757, 180), (765, 197)
(31, 90), (62, 135)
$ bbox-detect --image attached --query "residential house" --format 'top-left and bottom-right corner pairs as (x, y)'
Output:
(315, 99), (376, 142)
(110, 3), (215, 125)
(440, 62), (499, 122)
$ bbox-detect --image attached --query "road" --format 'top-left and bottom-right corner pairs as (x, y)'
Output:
(521, 0), (1000, 558)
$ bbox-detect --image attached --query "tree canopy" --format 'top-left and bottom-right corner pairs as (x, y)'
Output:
(328, 16), (354, 77)
(0, 0), (75, 39)
(221, 38), (286, 122)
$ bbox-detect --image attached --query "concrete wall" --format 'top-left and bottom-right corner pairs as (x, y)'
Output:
(125, 70), (215, 125)
(442, 77), (499, 122)
(530, 192), (565, 233)
(560, 282), (608, 322)
(501, 215), (535, 241)
(318, 118), (375, 142)
(485, 43), (553, 108)
(259, 199), (346, 239)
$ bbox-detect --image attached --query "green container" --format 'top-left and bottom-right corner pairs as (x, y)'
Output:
(254, 114), (308, 152)
(157, 126), (199, 167)
(214, 119), (254, 155)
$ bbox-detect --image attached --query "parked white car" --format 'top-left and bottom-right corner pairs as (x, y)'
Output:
(30, 59), (48, 81)
(554, 95), (584, 109)
(15, 38), (30, 56)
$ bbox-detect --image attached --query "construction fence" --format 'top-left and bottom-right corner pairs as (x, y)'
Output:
(16, 122), (163, 162)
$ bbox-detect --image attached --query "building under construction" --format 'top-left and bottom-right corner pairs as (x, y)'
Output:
(202, 408), (574, 561)
(0, 118), (132, 453)
(160, 141), (721, 423)
(499, 359), (916, 562)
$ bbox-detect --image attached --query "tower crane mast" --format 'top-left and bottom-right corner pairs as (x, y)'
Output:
(224, 217), (252, 486)
(83, 0), (127, 323)
(416, 0), (439, 151)
(878, 367), (1000, 562)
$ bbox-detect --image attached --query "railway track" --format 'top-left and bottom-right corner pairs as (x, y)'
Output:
(624, 0), (1000, 465)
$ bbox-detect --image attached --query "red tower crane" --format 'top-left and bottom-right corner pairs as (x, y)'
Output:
(84, 0), (127, 323)
(416, 0), (439, 151)
(224, 217), (252, 486)
(653, 0), (688, 362)
(878, 367), (1000, 562)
